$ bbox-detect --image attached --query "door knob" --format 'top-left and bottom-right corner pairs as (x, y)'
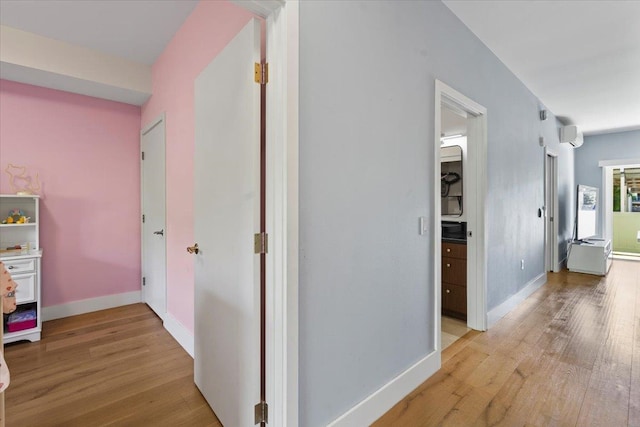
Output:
(153, 229), (164, 236)
(187, 243), (199, 254)
(446, 289), (451, 294)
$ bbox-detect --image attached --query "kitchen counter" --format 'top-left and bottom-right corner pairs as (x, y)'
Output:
(442, 237), (467, 244)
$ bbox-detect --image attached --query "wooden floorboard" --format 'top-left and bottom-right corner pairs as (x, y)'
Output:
(3, 304), (221, 427)
(375, 260), (640, 427)
(4, 260), (639, 426)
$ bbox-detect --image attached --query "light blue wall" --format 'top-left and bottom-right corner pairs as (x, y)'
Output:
(298, 1), (574, 425)
(575, 129), (640, 236)
(548, 119), (577, 264)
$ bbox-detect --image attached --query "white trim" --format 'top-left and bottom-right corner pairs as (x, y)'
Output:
(164, 312), (194, 357)
(612, 253), (640, 261)
(602, 167), (614, 243)
(230, 0), (284, 18)
(600, 159), (640, 251)
(41, 291), (141, 321)
(285, 2), (300, 425)
(598, 158), (640, 167)
(544, 148), (560, 273)
(487, 273), (546, 328)
(327, 350), (440, 426)
(434, 84), (443, 352)
(435, 80), (488, 344)
(236, 1), (298, 426)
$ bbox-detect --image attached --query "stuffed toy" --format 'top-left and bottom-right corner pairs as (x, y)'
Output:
(0, 261), (18, 314)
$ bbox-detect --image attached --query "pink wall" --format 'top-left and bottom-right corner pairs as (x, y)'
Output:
(0, 80), (141, 307)
(141, 1), (254, 332)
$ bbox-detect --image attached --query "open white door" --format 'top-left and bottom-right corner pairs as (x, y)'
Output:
(141, 115), (167, 319)
(544, 150), (559, 272)
(193, 19), (261, 426)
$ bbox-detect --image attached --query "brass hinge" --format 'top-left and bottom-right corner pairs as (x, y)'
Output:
(254, 232), (268, 254)
(141, 151), (145, 160)
(254, 62), (268, 84)
(254, 401), (268, 424)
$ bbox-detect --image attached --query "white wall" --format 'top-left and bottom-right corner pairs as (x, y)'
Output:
(298, 1), (574, 425)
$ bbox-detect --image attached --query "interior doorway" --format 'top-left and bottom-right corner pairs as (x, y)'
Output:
(600, 159), (640, 260)
(544, 149), (559, 272)
(434, 80), (488, 354)
(187, 2), (298, 425)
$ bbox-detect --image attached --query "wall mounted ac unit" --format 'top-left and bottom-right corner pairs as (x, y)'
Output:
(560, 125), (584, 148)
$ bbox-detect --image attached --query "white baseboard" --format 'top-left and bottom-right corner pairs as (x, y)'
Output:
(163, 312), (194, 358)
(487, 273), (546, 328)
(327, 350), (440, 426)
(42, 291), (142, 321)
(612, 253), (640, 261)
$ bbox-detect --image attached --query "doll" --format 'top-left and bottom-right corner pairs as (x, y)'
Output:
(0, 261), (18, 314)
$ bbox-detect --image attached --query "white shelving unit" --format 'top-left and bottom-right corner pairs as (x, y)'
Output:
(567, 239), (612, 276)
(0, 195), (42, 343)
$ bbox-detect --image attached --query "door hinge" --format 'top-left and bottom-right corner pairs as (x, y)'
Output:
(254, 401), (268, 424)
(142, 214), (145, 223)
(141, 151), (145, 160)
(254, 232), (268, 254)
(254, 62), (268, 85)
(142, 277), (146, 287)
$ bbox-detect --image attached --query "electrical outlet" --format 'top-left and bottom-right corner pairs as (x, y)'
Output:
(521, 259), (525, 270)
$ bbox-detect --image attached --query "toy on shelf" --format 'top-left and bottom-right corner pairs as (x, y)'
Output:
(1, 209), (30, 225)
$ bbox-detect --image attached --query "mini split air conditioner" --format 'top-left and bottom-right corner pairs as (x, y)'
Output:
(560, 125), (584, 148)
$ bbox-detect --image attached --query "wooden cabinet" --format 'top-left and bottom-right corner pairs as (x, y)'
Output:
(0, 195), (42, 343)
(442, 241), (467, 320)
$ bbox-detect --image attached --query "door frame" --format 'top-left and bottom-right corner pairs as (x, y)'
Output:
(599, 158), (640, 248)
(434, 80), (488, 350)
(544, 148), (559, 272)
(141, 112), (167, 320)
(230, 1), (299, 425)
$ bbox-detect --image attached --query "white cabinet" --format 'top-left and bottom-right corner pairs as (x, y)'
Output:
(0, 195), (42, 343)
(567, 239), (612, 276)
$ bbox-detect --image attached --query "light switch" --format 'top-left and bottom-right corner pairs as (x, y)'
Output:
(419, 217), (428, 236)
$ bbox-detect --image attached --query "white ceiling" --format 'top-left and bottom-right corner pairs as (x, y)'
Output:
(0, 0), (198, 65)
(0, 0), (638, 135)
(443, 0), (640, 135)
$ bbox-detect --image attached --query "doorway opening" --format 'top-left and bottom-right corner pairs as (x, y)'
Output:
(434, 80), (488, 354)
(544, 149), (559, 272)
(600, 159), (640, 261)
(191, 1), (300, 424)
(440, 105), (470, 348)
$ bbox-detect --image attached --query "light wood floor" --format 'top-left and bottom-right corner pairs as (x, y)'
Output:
(4, 304), (221, 426)
(375, 260), (640, 426)
(4, 260), (639, 426)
